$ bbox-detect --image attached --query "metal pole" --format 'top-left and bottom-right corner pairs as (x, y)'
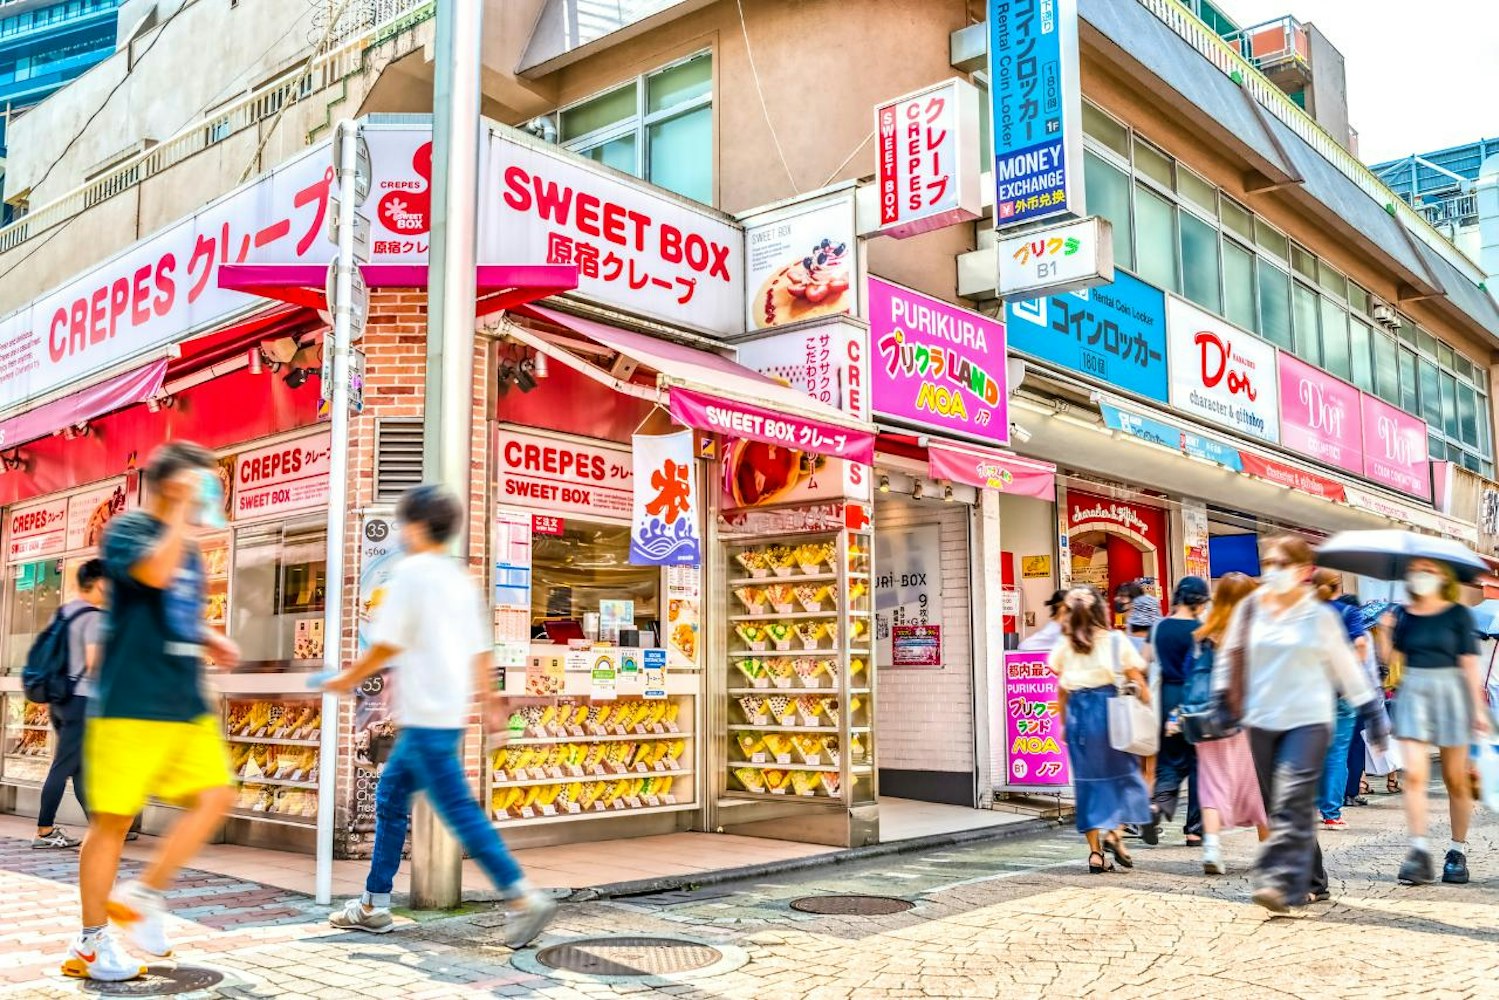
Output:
(414, 0), (483, 910)
(316, 118), (358, 907)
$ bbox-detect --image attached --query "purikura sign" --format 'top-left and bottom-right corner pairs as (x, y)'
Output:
(927, 442), (1054, 499)
(483, 130), (743, 336)
(867, 277), (1008, 444)
(232, 432), (333, 520)
(1277, 353), (1364, 475)
(1361, 393), (1431, 500)
(1002, 651), (1070, 788)
(497, 429), (634, 519)
(1166, 296), (1280, 444)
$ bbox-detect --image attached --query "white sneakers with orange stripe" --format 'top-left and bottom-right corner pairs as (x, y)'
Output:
(60, 929), (144, 982)
(105, 880), (173, 958)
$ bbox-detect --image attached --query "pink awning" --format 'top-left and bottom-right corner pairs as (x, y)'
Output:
(515, 304), (876, 464)
(0, 359), (168, 449)
(928, 441), (1056, 499)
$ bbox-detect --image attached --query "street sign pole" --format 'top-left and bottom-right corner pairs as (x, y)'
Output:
(413, 0), (483, 910)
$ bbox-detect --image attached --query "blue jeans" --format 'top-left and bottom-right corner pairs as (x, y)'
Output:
(365, 727), (524, 905)
(1318, 700), (1357, 820)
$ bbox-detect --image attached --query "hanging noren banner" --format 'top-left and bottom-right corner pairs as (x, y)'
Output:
(630, 430), (703, 566)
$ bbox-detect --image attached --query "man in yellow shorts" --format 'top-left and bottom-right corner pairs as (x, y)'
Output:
(64, 442), (240, 983)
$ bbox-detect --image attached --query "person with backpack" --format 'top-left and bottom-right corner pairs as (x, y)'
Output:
(1143, 576), (1209, 847)
(30, 560), (106, 849)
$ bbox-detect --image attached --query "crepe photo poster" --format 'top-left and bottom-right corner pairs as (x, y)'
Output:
(630, 430), (702, 566)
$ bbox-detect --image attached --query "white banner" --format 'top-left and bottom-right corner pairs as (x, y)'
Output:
(8, 496), (67, 561)
(629, 431), (702, 566)
(874, 78), (983, 239)
(1166, 295), (1280, 444)
(874, 523), (944, 669)
(496, 429), (633, 519)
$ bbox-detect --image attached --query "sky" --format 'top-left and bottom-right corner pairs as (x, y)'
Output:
(1221, 0), (1499, 165)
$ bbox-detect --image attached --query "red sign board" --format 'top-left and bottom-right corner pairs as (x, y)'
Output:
(1238, 451), (1347, 502)
(532, 514), (564, 536)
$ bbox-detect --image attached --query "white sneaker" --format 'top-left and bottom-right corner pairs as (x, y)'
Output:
(504, 890), (558, 949)
(329, 897), (395, 934)
(60, 929), (145, 982)
(1202, 849), (1226, 876)
(106, 880), (172, 958)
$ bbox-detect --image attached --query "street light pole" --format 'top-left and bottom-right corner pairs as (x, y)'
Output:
(414, 0), (484, 910)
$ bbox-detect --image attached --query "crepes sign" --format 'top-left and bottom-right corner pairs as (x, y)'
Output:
(233, 432), (332, 520)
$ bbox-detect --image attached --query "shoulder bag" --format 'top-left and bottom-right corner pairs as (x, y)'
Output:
(1107, 632), (1159, 756)
(1178, 639), (1240, 744)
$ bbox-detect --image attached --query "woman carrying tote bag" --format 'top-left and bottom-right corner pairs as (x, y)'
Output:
(1049, 586), (1153, 874)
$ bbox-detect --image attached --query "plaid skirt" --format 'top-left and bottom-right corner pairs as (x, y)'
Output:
(1393, 668), (1472, 747)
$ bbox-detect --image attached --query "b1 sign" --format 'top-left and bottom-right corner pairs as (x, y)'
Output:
(997, 216), (1113, 299)
(988, 0), (1085, 226)
(874, 79), (983, 239)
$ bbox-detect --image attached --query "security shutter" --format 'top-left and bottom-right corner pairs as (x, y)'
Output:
(375, 419), (424, 502)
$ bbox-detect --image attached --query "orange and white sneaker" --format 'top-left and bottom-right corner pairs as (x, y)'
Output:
(61, 929), (145, 982)
(106, 880), (173, 958)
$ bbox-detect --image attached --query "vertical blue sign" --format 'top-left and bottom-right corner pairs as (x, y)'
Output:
(988, 0), (1085, 225)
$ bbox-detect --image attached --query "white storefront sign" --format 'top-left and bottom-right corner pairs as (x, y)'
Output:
(740, 187), (859, 331)
(873, 78), (983, 239)
(874, 524), (944, 669)
(8, 497), (68, 560)
(1166, 296), (1280, 444)
(65, 479), (129, 551)
(496, 429), (634, 520)
(996, 216), (1114, 299)
(232, 431), (333, 520)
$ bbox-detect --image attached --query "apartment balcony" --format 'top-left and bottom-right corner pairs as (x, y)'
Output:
(1223, 15), (1311, 96)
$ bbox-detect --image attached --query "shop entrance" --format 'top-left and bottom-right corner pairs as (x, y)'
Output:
(1065, 489), (1169, 612)
(872, 479), (978, 808)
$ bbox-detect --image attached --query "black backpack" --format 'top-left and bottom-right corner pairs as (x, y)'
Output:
(22, 605), (98, 705)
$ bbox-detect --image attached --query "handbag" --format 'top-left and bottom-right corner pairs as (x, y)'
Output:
(1106, 633), (1159, 756)
(1178, 640), (1240, 744)
(1385, 607), (1406, 691)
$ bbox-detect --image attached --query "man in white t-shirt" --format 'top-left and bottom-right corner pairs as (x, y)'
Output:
(321, 485), (555, 947)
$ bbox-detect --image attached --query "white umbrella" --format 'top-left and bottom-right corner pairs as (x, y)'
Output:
(1315, 529), (1489, 584)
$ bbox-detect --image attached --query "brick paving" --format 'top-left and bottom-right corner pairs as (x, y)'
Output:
(2, 789), (1497, 997)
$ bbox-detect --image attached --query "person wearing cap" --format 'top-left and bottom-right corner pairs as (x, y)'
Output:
(1019, 590), (1067, 651)
(1144, 577), (1211, 846)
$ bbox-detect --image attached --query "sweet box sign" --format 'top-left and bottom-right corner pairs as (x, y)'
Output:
(496, 429), (633, 519)
(1166, 296), (1280, 445)
(233, 432), (333, 520)
(741, 189), (858, 332)
(867, 277), (1008, 444)
(8, 496), (67, 561)
(873, 78), (983, 239)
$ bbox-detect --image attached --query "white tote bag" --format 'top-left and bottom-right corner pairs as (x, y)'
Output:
(1107, 633), (1159, 756)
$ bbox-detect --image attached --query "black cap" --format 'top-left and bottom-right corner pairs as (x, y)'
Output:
(1173, 576), (1211, 605)
(1044, 589), (1067, 608)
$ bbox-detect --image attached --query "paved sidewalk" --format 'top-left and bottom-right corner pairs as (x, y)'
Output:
(3, 789), (1496, 997)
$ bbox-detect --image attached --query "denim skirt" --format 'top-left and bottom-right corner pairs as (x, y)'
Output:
(1064, 685), (1152, 834)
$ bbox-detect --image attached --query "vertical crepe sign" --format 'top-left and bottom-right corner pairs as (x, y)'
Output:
(630, 431), (702, 566)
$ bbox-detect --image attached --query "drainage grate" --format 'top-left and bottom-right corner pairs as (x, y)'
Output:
(790, 894), (915, 915)
(81, 966), (225, 996)
(535, 936), (724, 977)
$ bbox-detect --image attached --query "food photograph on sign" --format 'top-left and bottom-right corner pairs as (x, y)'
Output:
(743, 192), (858, 330)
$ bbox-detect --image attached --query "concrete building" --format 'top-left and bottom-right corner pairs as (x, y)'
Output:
(1375, 138), (1499, 275)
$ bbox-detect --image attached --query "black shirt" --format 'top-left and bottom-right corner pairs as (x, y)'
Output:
(1393, 603), (1478, 670)
(1152, 617), (1199, 686)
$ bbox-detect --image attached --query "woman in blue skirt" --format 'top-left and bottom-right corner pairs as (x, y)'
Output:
(1050, 586), (1154, 872)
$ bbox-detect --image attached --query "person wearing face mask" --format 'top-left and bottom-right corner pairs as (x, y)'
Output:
(1219, 536), (1386, 913)
(1382, 558), (1490, 886)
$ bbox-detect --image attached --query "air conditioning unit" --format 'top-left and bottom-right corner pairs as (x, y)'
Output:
(1371, 301), (1400, 329)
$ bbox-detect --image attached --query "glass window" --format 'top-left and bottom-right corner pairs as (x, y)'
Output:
(229, 522), (327, 670)
(1082, 101), (1129, 157)
(1255, 218), (1289, 260)
(1463, 450), (1482, 472)
(1084, 152), (1133, 270)
(1179, 211), (1220, 312)
(1441, 371), (1460, 438)
(647, 54), (711, 112)
(560, 84), (638, 141)
(1428, 434), (1445, 461)
(531, 521), (660, 633)
(1256, 259), (1292, 350)
(1223, 239), (1256, 332)
(1397, 348), (1419, 414)
(1317, 259), (1346, 298)
(1176, 167), (1216, 215)
(579, 133), (637, 173)
(1291, 282), (1321, 365)
(1220, 197), (1253, 242)
(1349, 319), (1374, 393)
(647, 105), (712, 203)
(5, 559), (63, 673)
(1320, 297), (1350, 380)
(1417, 329), (1439, 359)
(1456, 355), (1475, 382)
(1347, 282), (1369, 315)
(1459, 383), (1480, 446)
(1418, 358), (1442, 427)
(1438, 342), (1454, 368)
(1291, 243), (1316, 280)
(1133, 138), (1173, 188)
(1134, 183), (1178, 292)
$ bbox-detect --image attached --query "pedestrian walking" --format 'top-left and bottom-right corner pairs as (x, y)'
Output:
(1049, 586), (1153, 873)
(66, 443), (241, 982)
(1219, 536), (1385, 913)
(1188, 573), (1268, 875)
(32, 560), (105, 850)
(322, 485), (556, 946)
(1144, 576), (1209, 847)
(1313, 570), (1369, 832)
(1018, 590), (1066, 651)
(1382, 558), (1491, 885)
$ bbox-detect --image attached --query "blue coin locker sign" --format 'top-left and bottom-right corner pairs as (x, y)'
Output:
(988, 0), (1085, 226)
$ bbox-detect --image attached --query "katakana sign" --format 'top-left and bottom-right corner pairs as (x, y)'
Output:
(874, 78), (983, 239)
(987, 0), (1085, 226)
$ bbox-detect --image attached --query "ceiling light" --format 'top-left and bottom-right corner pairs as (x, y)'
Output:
(284, 367), (311, 389)
(944, 484), (955, 502)
(247, 347), (263, 375)
(878, 475), (890, 493)
(912, 481), (924, 500)
(532, 351), (549, 379)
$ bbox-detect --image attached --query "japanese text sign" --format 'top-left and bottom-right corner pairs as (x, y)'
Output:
(987, 0), (1085, 226)
(891, 624), (942, 667)
(874, 78), (983, 239)
(233, 431), (332, 519)
(484, 130), (743, 337)
(669, 386), (875, 465)
(734, 318), (869, 420)
(497, 429), (633, 519)
(875, 524), (943, 670)
(741, 189), (859, 331)
(928, 442), (1054, 499)
(997, 216), (1114, 299)
(1099, 400), (1244, 472)
(629, 431), (702, 566)
(868, 277), (1008, 444)
(1361, 393), (1431, 500)
(1002, 651), (1070, 787)
(1277, 353), (1364, 475)
(1006, 270), (1168, 402)
(8, 496), (67, 561)
(65, 480), (128, 551)
(1166, 296), (1280, 445)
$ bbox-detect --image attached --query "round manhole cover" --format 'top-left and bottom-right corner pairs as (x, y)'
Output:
(790, 894), (915, 915)
(535, 936), (724, 977)
(81, 965), (225, 996)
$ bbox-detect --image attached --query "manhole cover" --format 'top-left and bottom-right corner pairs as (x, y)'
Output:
(81, 965), (225, 996)
(535, 936), (723, 976)
(789, 894), (915, 915)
